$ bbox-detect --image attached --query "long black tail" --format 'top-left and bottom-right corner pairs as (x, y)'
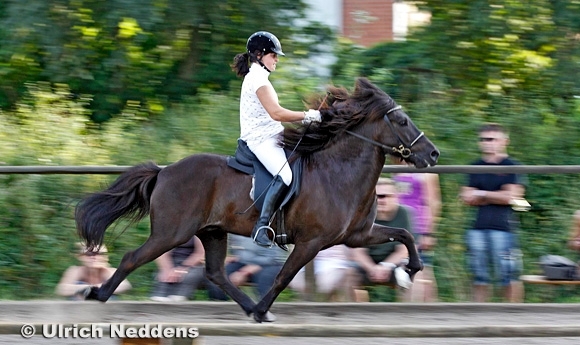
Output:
(75, 162), (162, 251)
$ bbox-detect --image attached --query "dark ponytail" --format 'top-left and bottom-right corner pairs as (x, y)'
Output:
(231, 52), (250, 77)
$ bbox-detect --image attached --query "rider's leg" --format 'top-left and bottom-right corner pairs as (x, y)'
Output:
(248, 137), (291, 247)
(251, 175), (287, 246)
(249, 136), (292, 186)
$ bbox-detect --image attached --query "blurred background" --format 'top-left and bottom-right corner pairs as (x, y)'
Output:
(1, 0), (580, 302)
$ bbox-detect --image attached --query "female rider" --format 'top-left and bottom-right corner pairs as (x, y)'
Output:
(231, 31), (321, 248)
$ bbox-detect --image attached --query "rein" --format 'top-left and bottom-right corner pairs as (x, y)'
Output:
(345, 105), (424, 158)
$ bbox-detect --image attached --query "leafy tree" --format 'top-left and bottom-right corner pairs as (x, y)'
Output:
(0, 0), (331, 122)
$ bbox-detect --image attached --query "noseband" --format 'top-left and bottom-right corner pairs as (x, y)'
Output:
(345, 105), (424, 158)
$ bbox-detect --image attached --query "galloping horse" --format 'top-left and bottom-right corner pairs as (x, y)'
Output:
(76, 77), (439, 322)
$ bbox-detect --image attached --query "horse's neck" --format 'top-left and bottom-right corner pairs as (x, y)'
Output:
(311, 133), (386, 192)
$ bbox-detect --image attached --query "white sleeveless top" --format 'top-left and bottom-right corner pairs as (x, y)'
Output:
(239, 63), (284, 147)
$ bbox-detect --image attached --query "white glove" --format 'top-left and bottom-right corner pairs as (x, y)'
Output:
(302, 109), (321, 124)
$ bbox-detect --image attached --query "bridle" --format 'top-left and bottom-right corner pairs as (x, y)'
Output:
(345, 105), (424, 158)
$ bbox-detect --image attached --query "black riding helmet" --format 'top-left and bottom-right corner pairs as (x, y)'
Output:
(246, 31), (285, 57)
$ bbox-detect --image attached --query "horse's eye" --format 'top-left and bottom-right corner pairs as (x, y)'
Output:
(399, 119), (408, 126)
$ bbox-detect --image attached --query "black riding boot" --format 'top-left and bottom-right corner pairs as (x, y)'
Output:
(251, 175), (287, 247)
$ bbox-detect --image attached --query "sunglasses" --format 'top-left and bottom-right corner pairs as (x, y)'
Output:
(82, 252), (106, 257)
(377, 194), (395, 199)
(479, 137), (498, 142)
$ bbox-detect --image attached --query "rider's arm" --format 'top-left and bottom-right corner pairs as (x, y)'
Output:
(256, 85), (307, 122)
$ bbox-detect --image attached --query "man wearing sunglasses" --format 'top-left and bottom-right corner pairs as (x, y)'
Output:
(460, 123), (526, 302)
(346, 178), (412, 301)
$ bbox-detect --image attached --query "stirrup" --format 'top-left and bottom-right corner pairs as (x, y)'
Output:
(252, 225), (275, 248)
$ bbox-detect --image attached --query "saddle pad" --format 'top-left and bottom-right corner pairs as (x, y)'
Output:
(227, 139), (302, 211)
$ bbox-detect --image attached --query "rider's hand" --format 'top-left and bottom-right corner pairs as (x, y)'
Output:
(302, 109), (321, 124)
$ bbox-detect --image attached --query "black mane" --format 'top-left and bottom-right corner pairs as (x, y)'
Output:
(281, 78), (397, 155)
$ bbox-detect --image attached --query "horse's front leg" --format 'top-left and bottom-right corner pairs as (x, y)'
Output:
(253, 241), (322, 323)
(347, 223), (423, 281)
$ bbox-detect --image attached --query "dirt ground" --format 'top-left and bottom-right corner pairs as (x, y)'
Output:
(1, 301), (580, 344)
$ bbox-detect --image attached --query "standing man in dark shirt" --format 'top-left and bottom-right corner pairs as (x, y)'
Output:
(460, 123), (526, 302)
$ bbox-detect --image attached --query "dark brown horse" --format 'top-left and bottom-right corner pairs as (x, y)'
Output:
(76, 77), (439, 322)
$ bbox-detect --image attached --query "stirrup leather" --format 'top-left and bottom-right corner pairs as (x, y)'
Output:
(252, 225), (275, 248)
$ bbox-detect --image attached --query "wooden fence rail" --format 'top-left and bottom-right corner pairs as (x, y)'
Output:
(2, 165), (580, 174)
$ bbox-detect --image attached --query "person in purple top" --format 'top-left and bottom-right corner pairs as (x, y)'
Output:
(393, 164), (441, 302)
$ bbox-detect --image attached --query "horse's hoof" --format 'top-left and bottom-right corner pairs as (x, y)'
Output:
(252, 311), (276, 323)
(79, 286), (100, 300)
(263, 311), (277, 322)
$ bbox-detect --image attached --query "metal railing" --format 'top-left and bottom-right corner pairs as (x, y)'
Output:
(1, 165), (580, 174)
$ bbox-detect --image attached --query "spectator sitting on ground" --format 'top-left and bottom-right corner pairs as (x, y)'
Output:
(150, 235), (205, 302)
(289, 244), (351, 301)
(207, 234), (285, 300)
(55, 244), (131, 300)
(344, 178), (413, 302)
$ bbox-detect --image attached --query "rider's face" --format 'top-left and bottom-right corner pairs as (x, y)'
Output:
(261, 52), (278, 71)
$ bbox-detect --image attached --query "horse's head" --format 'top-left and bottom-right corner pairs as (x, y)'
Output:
(281, 78), (439, 168)
(351, 78), (439, 168)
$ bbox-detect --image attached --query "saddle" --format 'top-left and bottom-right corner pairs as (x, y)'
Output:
(226, 139), (303, 245)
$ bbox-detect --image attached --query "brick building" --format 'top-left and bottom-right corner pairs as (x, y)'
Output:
(305, 0), (429, 47)
(342, 0), (394, 47)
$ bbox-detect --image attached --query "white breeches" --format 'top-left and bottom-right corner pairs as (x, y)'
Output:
(248, 136), (292, 186)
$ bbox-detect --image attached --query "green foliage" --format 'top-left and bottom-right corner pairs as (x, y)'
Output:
(0, 0), (328, 123)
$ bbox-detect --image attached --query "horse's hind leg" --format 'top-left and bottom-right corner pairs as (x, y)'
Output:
(86, 233), (187, 302)
(198, 230), (256, 316)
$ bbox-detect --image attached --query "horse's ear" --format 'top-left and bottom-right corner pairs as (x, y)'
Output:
(354, 77), (388, 98)
(356, 77), (384, 92)
(354, 77), (372, 90)
(353, 77), (379, 99)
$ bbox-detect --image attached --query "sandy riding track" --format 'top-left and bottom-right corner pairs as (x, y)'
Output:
(1, 301), (580, 344)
